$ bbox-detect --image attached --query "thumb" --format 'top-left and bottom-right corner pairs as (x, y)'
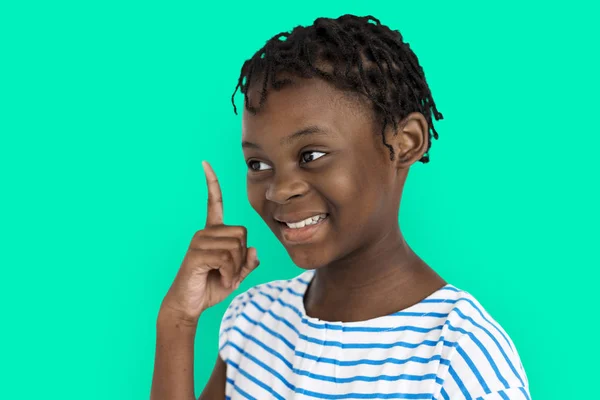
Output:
(238, 247), (260, 283)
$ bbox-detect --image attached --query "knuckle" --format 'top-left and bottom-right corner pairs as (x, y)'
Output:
(223, 236), (242, 250)
(210, 196), (223, 204)
(218, 250), (233, 263)
(184, 248), (204, 265)
(193, 229), (207, 240)
(235, 239), (244, 251)
(187, 247), (202, 255)
(232, 225), (247, 238)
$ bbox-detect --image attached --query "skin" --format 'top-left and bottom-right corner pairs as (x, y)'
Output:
(198, 76), (447, 399)
(242, 77), (446, 321)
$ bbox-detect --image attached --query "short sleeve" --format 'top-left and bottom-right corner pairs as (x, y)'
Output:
(476, 387), (531, 399)
(217, 292), (247, 363)
(435, 301), (530, 400)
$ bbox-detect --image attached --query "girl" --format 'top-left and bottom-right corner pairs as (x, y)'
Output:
(151, 14), (530, 400)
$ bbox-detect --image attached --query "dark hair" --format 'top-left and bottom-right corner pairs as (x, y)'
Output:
(231, 14), (443, 163)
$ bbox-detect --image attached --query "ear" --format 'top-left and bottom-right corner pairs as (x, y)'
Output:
(386, 112), (429, 168)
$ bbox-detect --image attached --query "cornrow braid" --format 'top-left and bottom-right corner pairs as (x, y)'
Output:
(231, 14), (443, 163)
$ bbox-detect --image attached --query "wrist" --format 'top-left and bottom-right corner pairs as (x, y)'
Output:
(158, 302), (202, 330)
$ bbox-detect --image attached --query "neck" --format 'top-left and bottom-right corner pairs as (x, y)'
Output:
(305, 224), (445, 322)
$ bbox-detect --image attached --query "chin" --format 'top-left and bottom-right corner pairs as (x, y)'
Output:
(285, 246), (333, 270)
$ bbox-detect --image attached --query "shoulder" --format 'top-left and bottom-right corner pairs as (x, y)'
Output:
(220, 270), (309, 323)
(217, 270), (311, 359)
(435, 285), (531, 399)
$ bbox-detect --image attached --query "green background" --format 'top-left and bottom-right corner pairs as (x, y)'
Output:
(1, 1), (598, 399)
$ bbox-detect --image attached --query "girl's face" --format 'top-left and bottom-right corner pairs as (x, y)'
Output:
(242, 78), (404, 269)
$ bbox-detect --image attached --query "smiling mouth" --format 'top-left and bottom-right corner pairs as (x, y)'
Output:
(276, 213), (329, 243)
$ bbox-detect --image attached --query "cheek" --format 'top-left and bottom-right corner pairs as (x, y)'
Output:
(321, 163), (375, 218)
(317, 165), (358, 206)
(326, 160), (388, 232)
(333, 156), (380, 199)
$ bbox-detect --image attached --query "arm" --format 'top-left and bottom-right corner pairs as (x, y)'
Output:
(150, 308), (199, 400)
(198, 355), (227, 400)
(150, 306), (227, 400)
(150, 161), (257, 400)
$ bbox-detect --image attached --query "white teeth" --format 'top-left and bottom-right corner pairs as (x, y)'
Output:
(285, 213), (327, 229)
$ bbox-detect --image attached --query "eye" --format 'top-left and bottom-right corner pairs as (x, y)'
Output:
(300, 151), (326, 164)
(247, 160), (272, 171)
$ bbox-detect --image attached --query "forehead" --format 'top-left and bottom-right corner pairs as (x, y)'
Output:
(241, 77), (373, 141)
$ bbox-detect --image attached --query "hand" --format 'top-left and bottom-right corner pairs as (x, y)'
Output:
(160, 161), (260, 324)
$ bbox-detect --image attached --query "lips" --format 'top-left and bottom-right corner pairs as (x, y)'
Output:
(276, 213), (330, 244)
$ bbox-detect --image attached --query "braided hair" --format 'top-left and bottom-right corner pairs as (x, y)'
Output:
(231, 14), (443, 163)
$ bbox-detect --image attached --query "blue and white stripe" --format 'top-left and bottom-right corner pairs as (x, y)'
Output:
(219, 270), (530, 399)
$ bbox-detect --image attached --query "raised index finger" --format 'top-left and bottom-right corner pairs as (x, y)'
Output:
(202, 161), (224, 226)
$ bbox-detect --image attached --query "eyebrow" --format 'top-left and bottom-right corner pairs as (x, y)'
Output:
(241, 125), (329, 149)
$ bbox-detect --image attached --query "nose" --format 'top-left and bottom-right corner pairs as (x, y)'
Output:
(265, 170), (310, 204)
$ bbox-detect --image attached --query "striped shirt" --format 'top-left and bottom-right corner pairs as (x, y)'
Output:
(218, 270), (530, 399)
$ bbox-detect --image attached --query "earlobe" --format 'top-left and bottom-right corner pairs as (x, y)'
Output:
(391, 112), (429, 167)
